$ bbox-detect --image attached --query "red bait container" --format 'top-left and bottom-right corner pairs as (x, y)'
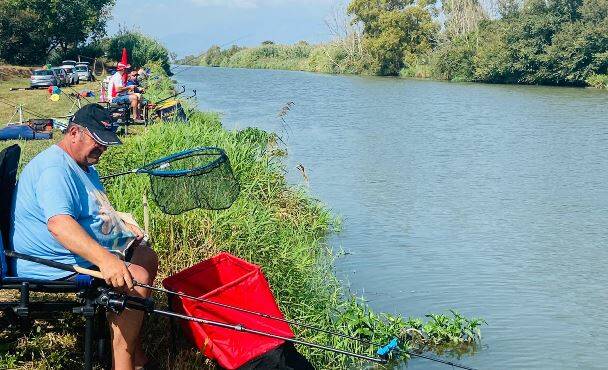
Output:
(162, 252), (294, 369)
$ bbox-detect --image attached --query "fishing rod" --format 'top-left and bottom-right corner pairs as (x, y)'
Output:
(7, 251), (476, 369)
(152, 85), (186, 106)
(138, 281), (476, 370)
(6, 251), (389, 364)
(96, 288), (386, 364)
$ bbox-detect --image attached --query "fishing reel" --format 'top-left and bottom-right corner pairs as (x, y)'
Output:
(95, 288), (155, 314)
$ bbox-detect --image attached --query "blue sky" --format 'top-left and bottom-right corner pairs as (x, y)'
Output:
(107, 0), (340, 57)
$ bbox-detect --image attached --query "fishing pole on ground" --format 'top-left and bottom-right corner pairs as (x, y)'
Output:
(5, 251), (390, 365)
(151, 85), (186, 106)
(65, 85), (93, 104)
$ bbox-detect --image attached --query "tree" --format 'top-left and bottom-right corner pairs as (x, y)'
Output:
(106, 30), (172, 74)
(442, 0), (487, 39)
(46, 0), (115, 53)
(0, 3), (48, 64)
(204, 45), (223, 66)
(0, 0), (114, 65)
(347, 0), (438, 75)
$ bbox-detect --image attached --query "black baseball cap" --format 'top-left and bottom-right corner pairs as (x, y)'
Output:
(71, 104), (122, 146)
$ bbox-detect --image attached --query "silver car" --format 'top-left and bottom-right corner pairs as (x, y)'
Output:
(30, 69), (59, 88)
(62, 60), (77, 68)
(61, 66), (79, 85)
(75, 63), (93, 82)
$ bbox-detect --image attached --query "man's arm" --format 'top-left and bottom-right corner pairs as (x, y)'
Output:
(48, 214), (134, 289)
(115, 85), (135, 94)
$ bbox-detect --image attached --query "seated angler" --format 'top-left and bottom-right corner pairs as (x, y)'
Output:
(126, 70), (145, 101)
(109, 62), (144, 124)
(10, 104), (159, 370)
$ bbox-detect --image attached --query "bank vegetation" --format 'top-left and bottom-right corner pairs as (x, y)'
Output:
(182, 0), (608, 89)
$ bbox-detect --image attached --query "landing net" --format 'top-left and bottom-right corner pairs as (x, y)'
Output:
(141, 147), (239, 214)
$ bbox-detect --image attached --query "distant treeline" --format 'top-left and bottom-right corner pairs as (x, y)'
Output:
(180, 0), (608, 88)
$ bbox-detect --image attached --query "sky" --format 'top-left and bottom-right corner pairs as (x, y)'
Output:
(107, 0), (341, 58)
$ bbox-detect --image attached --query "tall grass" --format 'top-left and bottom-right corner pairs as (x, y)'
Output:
(221, 43), (314, 71)
(190, 42), (386, 76)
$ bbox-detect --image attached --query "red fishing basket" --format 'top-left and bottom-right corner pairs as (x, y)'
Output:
(162, 252), (294, 369)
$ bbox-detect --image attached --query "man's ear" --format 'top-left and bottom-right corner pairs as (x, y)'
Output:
(66, 125), (80, 141)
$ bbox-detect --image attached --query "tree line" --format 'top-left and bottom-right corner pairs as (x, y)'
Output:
(185, 0), (608, 88)
(0, 1), (171, 74)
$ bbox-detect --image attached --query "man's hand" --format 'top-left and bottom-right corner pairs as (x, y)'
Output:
(99, 255), (134, 290)
(125, 222), (144, 241)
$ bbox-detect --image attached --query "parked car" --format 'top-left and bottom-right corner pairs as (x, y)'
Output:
(75, 63), (94, 82)
(61, 66), (79, 85)
(62, 60), (77, 67)
(51, 67), (69, 86)
(30, 69), (58, 88)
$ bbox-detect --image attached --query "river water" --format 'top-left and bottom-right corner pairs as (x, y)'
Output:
(175, 66), (608, 370)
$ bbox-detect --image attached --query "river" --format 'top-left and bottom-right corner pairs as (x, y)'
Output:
(174, 66), (608, 370)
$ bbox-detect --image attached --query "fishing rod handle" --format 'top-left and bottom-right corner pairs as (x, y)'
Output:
(73, 266), (103, 279)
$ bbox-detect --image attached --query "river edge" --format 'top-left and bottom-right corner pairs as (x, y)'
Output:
(177, 62), (608, 91)
(0, 66), (484, 369)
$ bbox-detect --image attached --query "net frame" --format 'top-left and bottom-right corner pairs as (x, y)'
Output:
(138, 147), (240, 214)
(138, 147), (228, 177)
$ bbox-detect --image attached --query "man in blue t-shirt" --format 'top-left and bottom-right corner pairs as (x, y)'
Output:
(10, 104), (158, 370)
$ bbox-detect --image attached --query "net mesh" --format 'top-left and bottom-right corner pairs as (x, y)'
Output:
(142, 148), (240, 215)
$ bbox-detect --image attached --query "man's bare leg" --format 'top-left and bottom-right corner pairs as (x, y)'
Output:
(109, 245), (158, 370)
(129, 95), (139, 120)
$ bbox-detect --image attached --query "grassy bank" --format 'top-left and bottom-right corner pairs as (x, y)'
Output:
(0, 68), (484, 369)
(0, 78), (101, 122)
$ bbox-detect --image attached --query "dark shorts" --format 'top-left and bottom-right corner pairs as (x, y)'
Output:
(112, 94), (131, 105)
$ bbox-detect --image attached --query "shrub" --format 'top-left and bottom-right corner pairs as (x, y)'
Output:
(431, 36), (477, 81)
(586, 73), (608, 88)
(105, 30), (171, 74)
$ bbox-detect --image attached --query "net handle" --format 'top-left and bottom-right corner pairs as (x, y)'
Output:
(100, 147), (227, 180)
(100, 169), (138, 180)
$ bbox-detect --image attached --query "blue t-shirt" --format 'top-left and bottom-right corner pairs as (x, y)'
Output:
(10, 145), (135, 280)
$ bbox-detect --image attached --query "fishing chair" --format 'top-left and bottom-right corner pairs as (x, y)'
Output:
(0, 144), (110, 370)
